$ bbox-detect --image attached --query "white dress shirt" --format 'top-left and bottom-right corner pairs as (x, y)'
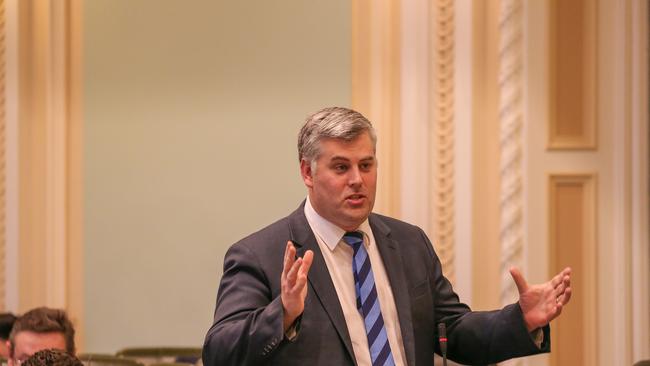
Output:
(304, 197), (407, 366)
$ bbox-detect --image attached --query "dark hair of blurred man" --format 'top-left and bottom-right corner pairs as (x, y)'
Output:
(0, 312), (17, 358)
(22, 349), (83, 366)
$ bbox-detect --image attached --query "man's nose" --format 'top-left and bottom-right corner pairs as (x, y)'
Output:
(348, 167), (363, 186)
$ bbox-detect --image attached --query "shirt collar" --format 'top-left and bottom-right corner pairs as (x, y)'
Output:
(304, 196), (371, 251)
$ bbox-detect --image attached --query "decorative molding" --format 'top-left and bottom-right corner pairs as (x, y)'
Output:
(630, 0), (650, 360)
(498, 0), (524, 320)
(548, 174), (598, 366)
(16, 2), (84, 348)
(17, 0), (68, 309)
(399, 0), (432, 231)
(432, 0), (456, 285)
(0, 0), (6, 311)
(352, 0), (401, 218)
(471, 0), (502, 310)
(548, 0), (598, 150)
(4, 0), (18, 313)
(66, 0), (84, 352)
(497, 2), (524, 365)
(451, 0), (474, 306)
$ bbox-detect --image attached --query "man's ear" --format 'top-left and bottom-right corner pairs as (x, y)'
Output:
(6, 340), (13, 365)
(300, 159), (314, 188)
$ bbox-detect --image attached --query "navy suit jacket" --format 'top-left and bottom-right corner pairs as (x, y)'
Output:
(203, 203), (549, 365)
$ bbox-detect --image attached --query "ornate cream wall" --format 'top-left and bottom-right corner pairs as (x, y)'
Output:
(353, 0), (649, 365)
(1, 0), (647, 363)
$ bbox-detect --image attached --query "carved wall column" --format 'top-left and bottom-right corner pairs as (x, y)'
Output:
(432, 0), (456, 284)
(497, 0), (524, 310)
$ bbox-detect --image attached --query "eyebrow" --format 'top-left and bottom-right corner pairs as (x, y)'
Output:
(329, 156), (375, 162)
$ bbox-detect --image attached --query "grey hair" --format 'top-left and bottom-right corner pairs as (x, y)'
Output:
(297, 107), (377, 167)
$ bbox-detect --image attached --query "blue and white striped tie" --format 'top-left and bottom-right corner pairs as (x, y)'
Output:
(343, 231), (395, 366)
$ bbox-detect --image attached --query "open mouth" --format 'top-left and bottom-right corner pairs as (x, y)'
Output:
(346, 194), (366, 205)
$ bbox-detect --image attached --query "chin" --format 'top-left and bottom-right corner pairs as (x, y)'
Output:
(341, 214), (370, 228)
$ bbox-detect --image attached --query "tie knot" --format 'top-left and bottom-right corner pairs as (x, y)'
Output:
(342, 231), (364, 247)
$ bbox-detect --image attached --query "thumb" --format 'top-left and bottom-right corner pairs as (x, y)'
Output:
(509, 266), (528, 294)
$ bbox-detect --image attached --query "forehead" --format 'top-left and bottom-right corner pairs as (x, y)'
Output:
(318, 133), (375, 159)
(13, 331), (66, 357)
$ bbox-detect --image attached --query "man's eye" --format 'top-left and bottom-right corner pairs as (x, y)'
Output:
(360, 162), (373, 171)
(334, 165), (348, 172)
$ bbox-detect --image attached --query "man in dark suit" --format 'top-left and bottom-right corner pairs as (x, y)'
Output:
(203, 107), (572, 366)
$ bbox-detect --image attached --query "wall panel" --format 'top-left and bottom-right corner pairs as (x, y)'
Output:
(352, 0), (402, 217)
(84, 0), (350, 352)
(548, 174), (597, 366)
(548, 0), (597, 149)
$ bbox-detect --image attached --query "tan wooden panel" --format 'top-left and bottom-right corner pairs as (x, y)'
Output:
(548, 0), (597, 149)
(471, 0), (502, 310)
(549, 174), (597, 366)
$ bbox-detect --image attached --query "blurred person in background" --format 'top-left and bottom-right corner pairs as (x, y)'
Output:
(8, 308), (75, 366)
(0, 313), (17, 358)
(22, 349), (83, 366)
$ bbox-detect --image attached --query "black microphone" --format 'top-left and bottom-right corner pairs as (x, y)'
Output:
(438, 322), (448, 366)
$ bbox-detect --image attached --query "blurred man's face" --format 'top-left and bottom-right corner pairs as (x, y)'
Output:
(9, 331), (67, 366)
(301, 131), (377, 231)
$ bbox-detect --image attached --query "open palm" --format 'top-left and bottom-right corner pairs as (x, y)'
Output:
(509, 267), (572, 332)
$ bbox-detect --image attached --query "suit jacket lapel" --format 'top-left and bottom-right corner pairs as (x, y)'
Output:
(370, 214), (416, 366)
(287, 204), (357, 364)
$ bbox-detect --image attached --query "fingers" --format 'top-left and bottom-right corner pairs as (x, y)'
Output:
(509, 266), (529, 294)
(551, 267), (571, 288)
(557, 286), (572, 306)
(563, 286), (572, 304)
(299, 250), (314, 278)
(553, 274), (570, 295)
(294, 250), (314, 289)
(283, 241), (296, 278)
(548, 289), (568, 322)
(551, 267), (572, 307)
(283, 242), (313, 292)
(281, 243), (312, 329)
(545, 267), (570, 311)
(553, 302), (563, 319)
(286, 256), (303, 288)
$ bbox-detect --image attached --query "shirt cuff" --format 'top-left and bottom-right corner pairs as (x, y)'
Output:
(530, 328), (544, 348)
(284, 316), (302, 341)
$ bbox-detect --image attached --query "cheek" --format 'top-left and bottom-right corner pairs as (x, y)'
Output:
(321, 176), (346, 192)
(363, 173), (377, 187)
